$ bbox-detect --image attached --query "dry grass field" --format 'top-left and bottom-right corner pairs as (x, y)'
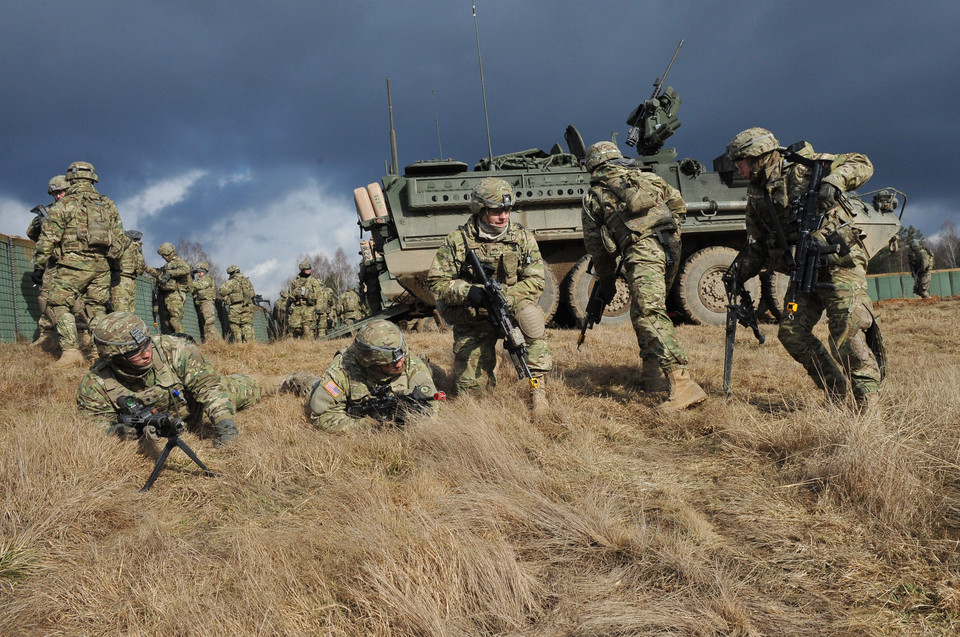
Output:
(2, 297), (960, 636)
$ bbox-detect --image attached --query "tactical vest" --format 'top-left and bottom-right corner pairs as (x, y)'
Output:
(588, 166), (677, 252)
(458, 225), (530, 287)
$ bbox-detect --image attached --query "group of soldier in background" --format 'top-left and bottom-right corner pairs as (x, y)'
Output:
(275, 260), (364, 340)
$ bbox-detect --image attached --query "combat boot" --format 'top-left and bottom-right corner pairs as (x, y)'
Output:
(251, 374), (288, 397)
(279, 372), (321, 397)
(50, 348), (86, 369)
(529, 375), (550, 420)
(658, 368), (708, 414)
(30, 330), (59, 353)
(855, 391), (880, 416)
(78, 330), (95, 359)
(213, 418), (238, 448)
(640, 359), (668, 393)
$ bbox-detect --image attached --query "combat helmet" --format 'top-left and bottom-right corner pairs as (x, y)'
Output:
(909, 239), (921, 248)
(584, 141), (623, 172)
(47, 175), (69, 195)
(726, 128), (780, 161)
(124, 229), (143, 241)
(299, 260), (312, 271)
(227, 265), (240, 274)
(93, 312), (151, 359)
(66, 161), (98, 183)
(469, 177), (514, 214)
(157, 242), (176, 256)
(354, 320), (405, 367)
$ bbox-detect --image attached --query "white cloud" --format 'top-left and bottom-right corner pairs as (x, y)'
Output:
(202, 177), (360, 301)
(0, 195), (33, 239)
(118, 170), (207, 229)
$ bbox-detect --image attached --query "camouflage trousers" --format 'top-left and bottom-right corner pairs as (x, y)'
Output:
(45, 265), (110, 350)
(778, 265), (882, 398)
(182, 372), (261, 428)
(451, 315), (552, 394)
(913, 270), (932, 298)
(111, 274), (138, 313)
(287, 304), (316, 338)
(195, 299), (222, 342)
(227, 303), (255, 343)
(159, 290), (186, 333)
(621, 234), (688, 373)
(36, 268), (55, 333)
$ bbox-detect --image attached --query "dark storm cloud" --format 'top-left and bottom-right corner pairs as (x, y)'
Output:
(2, 1), (958, 296)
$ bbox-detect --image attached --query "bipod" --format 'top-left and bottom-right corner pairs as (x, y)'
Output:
(140, 434), (219, 492)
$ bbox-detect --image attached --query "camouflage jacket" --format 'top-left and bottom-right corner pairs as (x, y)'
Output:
(338, 289), (362, 318)
(146, 256), (192, 292)
(220, 273), (254, 306)
(76, 334), (238, 432)
(427, 214), (544, 325)
(192, 272), (218, 303)
(583, 164), (686, 281)
(738, 147), (874, 280)
(308, 346), (438, 433)
(34, 181), (126, 271)
(287, 274), (324, 306)
(907, 246), (935, 273)
(115, 239), (146, 279)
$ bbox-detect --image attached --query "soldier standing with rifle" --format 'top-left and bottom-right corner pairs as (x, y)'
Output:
(28, 175), (69, 352)
(427, 177), (552, 417)
(145, 242), (191, 334)
(724, 128), (884, 411)
(191, 262), (222, 342)
(581, 141), (707, 413)
(907, 239), (935, 298)
(218, 265), (256, 343)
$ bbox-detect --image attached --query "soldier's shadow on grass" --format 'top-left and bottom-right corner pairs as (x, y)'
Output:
(562, 363), (646, 405)
(744, 394), (803, 415)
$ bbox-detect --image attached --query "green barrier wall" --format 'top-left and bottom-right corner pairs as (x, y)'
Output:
(867, 268), (960, 301)
(1, 233), (271, 344)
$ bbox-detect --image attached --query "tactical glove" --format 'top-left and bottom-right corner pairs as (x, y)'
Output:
(466, 285), (486, 308)
(596, 278), (618, 305)
(158, 272), (171, 284)
(30, 268), (45, 286)
(105, 424), (139, 440)
(818, 183), (839, 212)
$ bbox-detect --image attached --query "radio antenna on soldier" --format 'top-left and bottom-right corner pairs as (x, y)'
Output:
(473, 1), (494, 163)
(433, 90), (444, 159)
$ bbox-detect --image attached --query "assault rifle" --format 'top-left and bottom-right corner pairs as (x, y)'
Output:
(345, 385), (445, 426)
(465, 249), (538, 388)
(721, 258), (765, 396)
(778, 144), (851, 319)
(116, 395), (217, 492)
(29, 203), (48, 219)
(577, 258), (624, 351)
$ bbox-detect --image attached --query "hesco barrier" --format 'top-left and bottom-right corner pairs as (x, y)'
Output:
(1, 233), (271, 344)
(867, 268), (960, 301)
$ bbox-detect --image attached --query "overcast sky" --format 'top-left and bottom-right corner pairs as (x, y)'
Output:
(2, 1), (957, 299)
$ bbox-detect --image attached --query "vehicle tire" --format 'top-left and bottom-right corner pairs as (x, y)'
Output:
(538, 263), (560, 323)
(673, 247), (788, 325)
(564, 254), (632, 328)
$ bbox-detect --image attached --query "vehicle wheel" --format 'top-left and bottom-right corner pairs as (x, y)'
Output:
(564, 255), (632, 328)
(673, 247), (788, 325)
(538, 263), (560, 323)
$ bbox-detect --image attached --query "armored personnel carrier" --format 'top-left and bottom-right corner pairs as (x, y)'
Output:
(350, 74), (903, 331)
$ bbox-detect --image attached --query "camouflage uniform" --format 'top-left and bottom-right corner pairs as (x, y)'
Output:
(33, 162), (126, 363)
(111, 230), (146, 313)
(427, 181), (552, 394)
(76, 313), (259, 444)
(28, 175), (69, 348)
(272, 290), (289, 337)
(191, 262), (222, 341)
(286, 321), (439, 432)
(338, 288), (363, 325)
(727, 128), (882, 402)
(145, 243), (191, 333)
(907, 241), (935, 298)
(218, 266), (255, 343)
(286, 263), (324, 338)
(316, 286), (337, 336)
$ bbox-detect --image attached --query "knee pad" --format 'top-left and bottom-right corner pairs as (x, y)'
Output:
(515, 300), (545, 339)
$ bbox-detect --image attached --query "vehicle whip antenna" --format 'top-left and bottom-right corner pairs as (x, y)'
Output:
(387, 76), (399, 176)
(433, 89), (444, 159)
(473, 1), (494, 163)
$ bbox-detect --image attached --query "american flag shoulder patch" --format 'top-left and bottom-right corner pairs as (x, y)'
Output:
(323, 380), (343, 398)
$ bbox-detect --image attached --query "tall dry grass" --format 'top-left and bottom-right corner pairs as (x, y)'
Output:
(2, 297), (960, 635)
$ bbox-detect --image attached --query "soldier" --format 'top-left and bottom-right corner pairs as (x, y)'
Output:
(426, 177), (552, 416)
(338, 287), (364, 325)
(907, 239), (935, 298)
(77, 312), (286, 446)
(218, 265), (256, 342)
(111, 230), (146, 313)
(145, 242), (191, 333)
(725, 127), (883, 410)
(32, 161), (126, 367)
(191, 262), (222, 342)
(286, 261), (324, 339)
(282, 320), (439, 433)
(582, 141), (707, 413)
(28, 175), (69, 352)
(272, 289), (289, 338)
(316, 286), (337, 337)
